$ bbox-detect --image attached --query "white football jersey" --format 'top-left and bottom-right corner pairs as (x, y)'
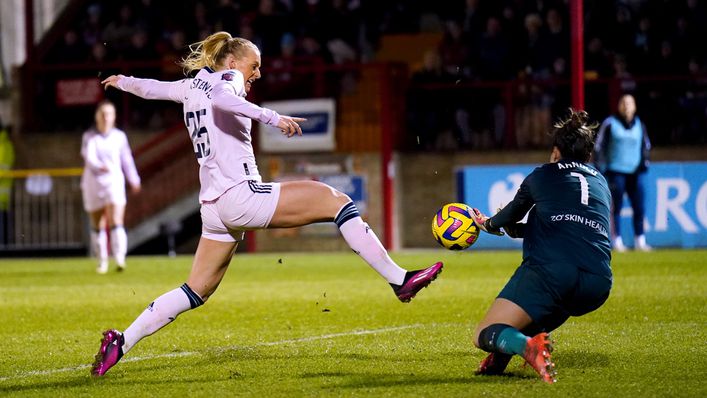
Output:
(118, 67), (281, 202)
(80, 127), (140, 193)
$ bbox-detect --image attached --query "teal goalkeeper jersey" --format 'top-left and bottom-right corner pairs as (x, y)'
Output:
(489, 159), (612, 278)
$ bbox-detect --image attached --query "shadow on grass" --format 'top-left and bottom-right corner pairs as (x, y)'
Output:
(0, 375), (94, 394)
(298, 370), (541, 389)
(555, 349), (609, 369)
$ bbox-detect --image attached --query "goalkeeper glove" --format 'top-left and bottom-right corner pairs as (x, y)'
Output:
(471, 208), (504, 236)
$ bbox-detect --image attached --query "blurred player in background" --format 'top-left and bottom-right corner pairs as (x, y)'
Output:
(91, 32), (442, 377)
(81, 100), (141, 274)
(470, 110), (612, 383)
(594, 94), (652, 252)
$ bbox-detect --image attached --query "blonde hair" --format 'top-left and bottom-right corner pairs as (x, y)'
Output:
(179, 31), (259, 75)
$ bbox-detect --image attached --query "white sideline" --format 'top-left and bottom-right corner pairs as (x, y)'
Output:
(0, 324), (424, 382)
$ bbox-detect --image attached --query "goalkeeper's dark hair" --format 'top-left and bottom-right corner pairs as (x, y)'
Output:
(550, 109), (599, 162)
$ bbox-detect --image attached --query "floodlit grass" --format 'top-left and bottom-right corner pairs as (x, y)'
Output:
(0, 249), (705, 397)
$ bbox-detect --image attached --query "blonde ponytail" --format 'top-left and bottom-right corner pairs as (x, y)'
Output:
(179, 31), (259, 75)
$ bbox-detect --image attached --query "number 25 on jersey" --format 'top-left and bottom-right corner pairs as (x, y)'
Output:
(186, 109), (210, 159)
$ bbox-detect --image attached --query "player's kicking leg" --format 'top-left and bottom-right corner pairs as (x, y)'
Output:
(91, 237), (236, 376)
(390, 262), (444, 302)
(271, 181), (444, 303)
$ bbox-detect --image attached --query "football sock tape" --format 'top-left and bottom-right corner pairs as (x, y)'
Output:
(479, 323), (528, 356)
(180, 283), (204, 309)
(334, 201), (360, 227)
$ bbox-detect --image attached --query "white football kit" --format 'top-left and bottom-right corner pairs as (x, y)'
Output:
(81, 127), (141, 212)
(118, 67), (283, 242)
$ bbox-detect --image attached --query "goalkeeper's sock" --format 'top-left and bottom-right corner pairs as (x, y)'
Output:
(335, 201), (406, 285)
(122, 283), (203, 354)
(478, 324), (529, 356)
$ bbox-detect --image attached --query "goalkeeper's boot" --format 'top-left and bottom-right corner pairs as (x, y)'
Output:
(391, 262), (443, 303)
(476, 352), (513, 375)
(522, 332), (557, 383)
(91, 329), (125, 376)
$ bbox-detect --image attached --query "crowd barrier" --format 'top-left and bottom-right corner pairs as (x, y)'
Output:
(0, 168), (85, 252)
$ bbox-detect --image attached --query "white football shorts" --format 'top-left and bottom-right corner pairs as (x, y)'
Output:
(81, 182), (127, 212)
(200, 180), (281, 242)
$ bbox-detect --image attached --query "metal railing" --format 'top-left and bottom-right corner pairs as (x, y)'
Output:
(0, 169), (85, 252)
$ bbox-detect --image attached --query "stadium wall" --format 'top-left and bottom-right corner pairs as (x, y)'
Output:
(6, 131), (707, 252)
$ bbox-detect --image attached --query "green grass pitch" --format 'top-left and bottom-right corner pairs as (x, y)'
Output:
(1, 249), (706, 397)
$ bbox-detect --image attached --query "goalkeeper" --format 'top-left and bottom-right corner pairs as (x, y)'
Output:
(470, 109), (613, 383)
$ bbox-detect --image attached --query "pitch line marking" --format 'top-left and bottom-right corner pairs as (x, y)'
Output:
(0, 324), (425, 382)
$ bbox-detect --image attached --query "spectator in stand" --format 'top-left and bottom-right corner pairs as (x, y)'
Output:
(499, 4), (524, 71)
(594, 94), (651, 252)
(629, 16), (656, 75)
(461, 0), (486, 38)
(134, 0), (163, 43)
(544, 8), (569, 69)
(80, 100), (141, 274)
(521, 13), (550, 77)
(408, 49), (458, 149)
(438, 19), (471, 77)
(212, 0), (242, 37)
(265, 33), (304, 98)
(653, 40), (684, 75)
(81, 4), (103, 48)
(608, 5), (635, 56)
(124, 30), (152, 61)
(585, 37), (613, 79)
(685, 0), (707, 60)
(87, 42), (111, 64)
(251, 0), (288, 57)
(51, 30), (87, 64)
(159, 31), (188, 76)
(514, 71), (552, 149)
(190, 1), (214, 41)
(102, 4), (137, 58)
(322, 0), (360, 64)
(477, 16), (512, 80)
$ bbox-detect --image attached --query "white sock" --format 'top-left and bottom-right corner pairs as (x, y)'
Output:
(335, 202), (406, 285)
(122, 284), (203, 354)
(91, 229), (108, 266)
(110, 226), (128, 266)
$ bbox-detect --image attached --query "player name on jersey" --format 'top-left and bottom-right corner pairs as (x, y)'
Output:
(557, 161), (598, 176)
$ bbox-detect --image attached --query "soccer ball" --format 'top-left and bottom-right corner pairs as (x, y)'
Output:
(431, 203), (480, 250)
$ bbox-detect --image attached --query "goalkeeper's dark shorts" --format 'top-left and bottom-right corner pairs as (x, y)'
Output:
(497, 263), (612, 333)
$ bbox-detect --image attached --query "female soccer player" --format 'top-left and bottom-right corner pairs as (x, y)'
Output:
(470, 110), (612, 383)
(81, 100), (141, 274)
(91, 32), (442, 376)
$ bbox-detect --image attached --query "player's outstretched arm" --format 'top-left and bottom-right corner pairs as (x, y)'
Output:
(101, 75), (187, 103)
(211, 84), (305, 136)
